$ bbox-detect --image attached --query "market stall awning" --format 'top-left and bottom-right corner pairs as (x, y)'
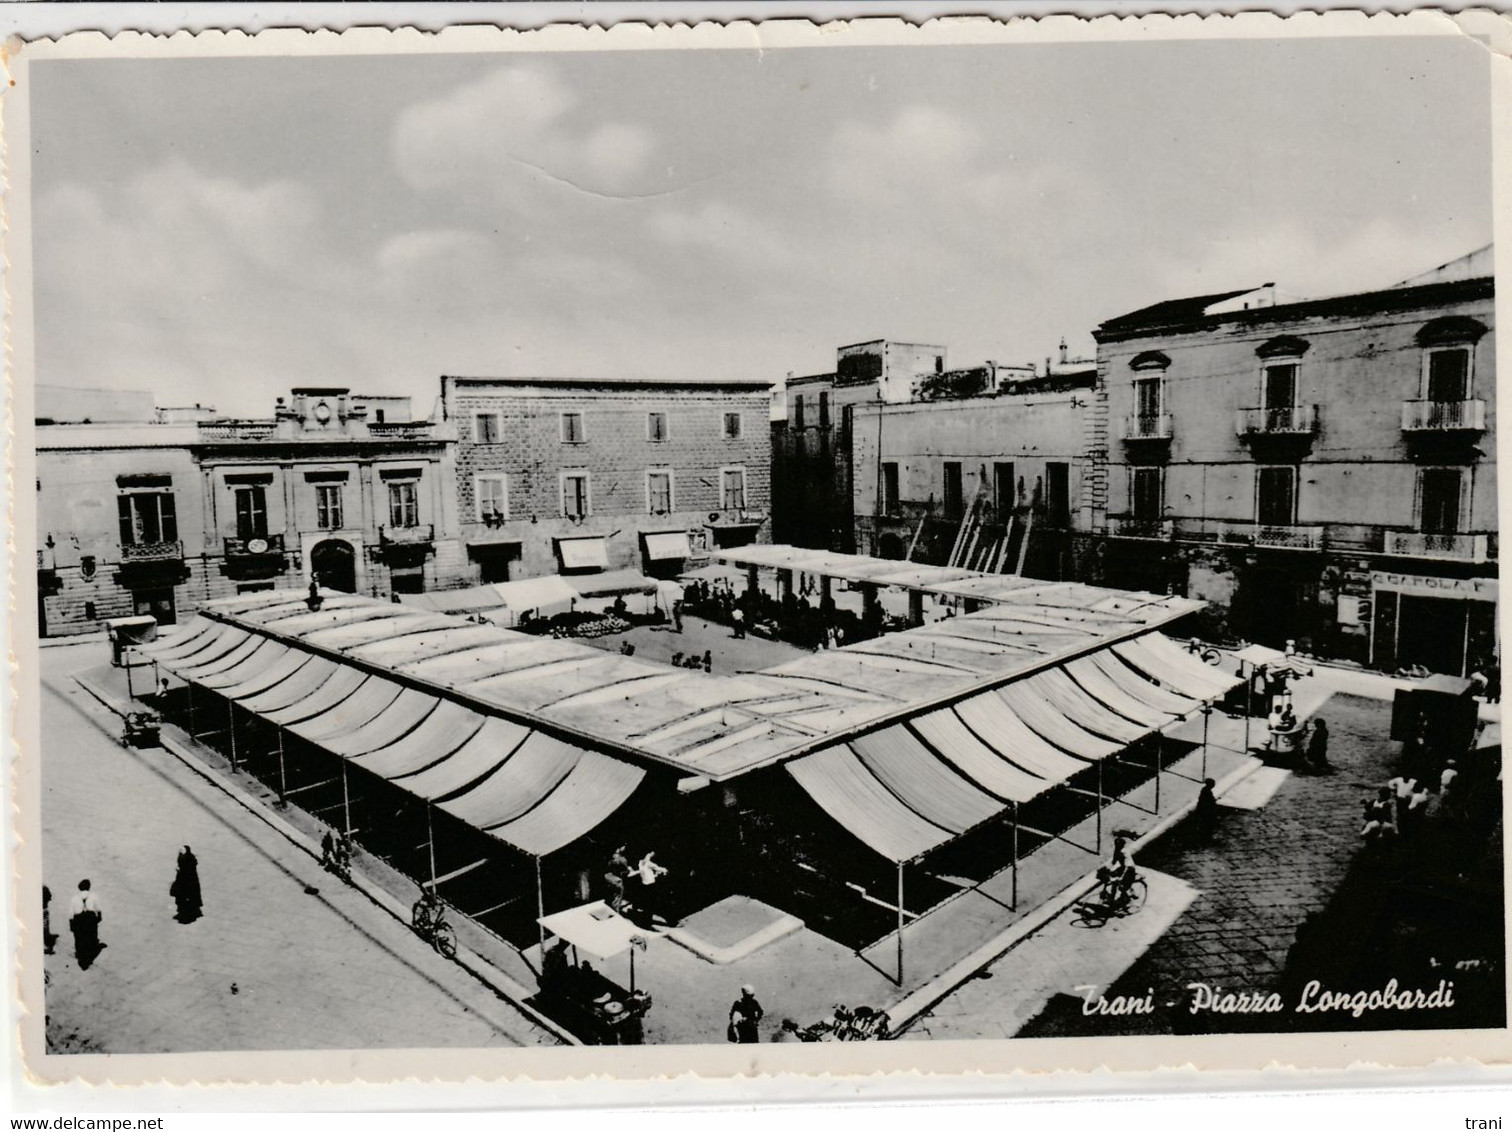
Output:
(237, 656), (336, 715)
(1013, 670), (1145, 748)
(434, 727), (577, 821)
(643, 531), (692, 561)
(848, 728), (1003, 833)
(786, 746), (954, 863)
(564, 569), (658, 599)
(321, 689), (440, 759)
(538, 900), (649, 963)
(489, 755), (645, 857)
(215, 645), (308, 703)
(399, 716), (534, 803)
(195, 637), (289, 691)
(1064, 656), (1174, 728)
(489, 575), (579, 614)
(1113, 634), (1242, 701)
(952, 693), (1095, 780)
(558, 536), (610, 571)
(910, 709), (1055, 803)
(1233, 644), (1287, 668)
(138, 618), (220, 661)
(286, 677), (405, 744)
(350, 700), (486, 780)
(106, 615), (159, 645)
(261, 665), (368, 727)
(678, 562), (747, 585)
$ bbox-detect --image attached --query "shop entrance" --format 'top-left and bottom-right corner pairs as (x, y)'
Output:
(311, 539), (357, 593)
(132, 587), (177, 626)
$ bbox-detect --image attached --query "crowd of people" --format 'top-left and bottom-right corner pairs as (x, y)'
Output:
(680, 575), (907, 651)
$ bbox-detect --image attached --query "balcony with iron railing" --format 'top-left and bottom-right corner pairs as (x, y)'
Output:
(367, 420), (436, 440)
(1382, 530), (1491, 563)
(1107, 516), (1174, 540)
(120, 539), (184, 563)
(224, 533), (286, 558)
(1121, 413), (1174, 441)
(1218, 522), (1324, 550)
(379, 523), (435, 547)
(198, 420), (279, 441)
(1401, 399), (1487, 432)
(1235, 404), (1320, 436)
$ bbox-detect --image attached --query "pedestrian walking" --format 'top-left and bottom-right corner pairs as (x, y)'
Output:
(1194, 777), (1218, 843)
(171, 845), (203, 923)
(42, 885), (56, 955)
(68, 880), (104, 969)
(1306, 718), (1330, 774)
(729, 984), (764, 1043)
(731, 606), (746, 639)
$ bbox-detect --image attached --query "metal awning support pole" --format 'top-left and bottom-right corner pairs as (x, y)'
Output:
(276, 726), (288, 803)
(630, 946), (637, 995)
(535, 855), (546, 955)
(426, 804), (438, 887)
(186, 681), (196, 738)
(124, 646), (135, 700)
(341, 757), (352, 835)
(1201, 701), (1211, 780)
(1096, 760), (1104, 854)
(1154, 731), (1163, 813)
(896, 861), (906, 985)
(1011, 803), (1020, 911)
(228, 702), (239, 771)
(1243, 662), (1253, 753)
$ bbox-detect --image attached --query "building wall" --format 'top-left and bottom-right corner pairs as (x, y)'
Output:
(850, 388), (1089, 576)
(445, 379), (772, 580)
(36, 415), (464, 636)
(1089, 277), (1497, 671)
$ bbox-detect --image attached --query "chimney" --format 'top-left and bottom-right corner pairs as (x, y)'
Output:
(1059, 338), (1068, 365)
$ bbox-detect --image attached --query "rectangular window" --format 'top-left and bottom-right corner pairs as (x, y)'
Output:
(881, 462), (900, 514)
(1256, 466), (1297, 527)
(1045, 462), (1071, 527)
(1426, 348), (1471, 402)
(315, 484), (343, 531)
(994, 461), (1015, 513)
(943, 462), (964, 520)
(647, 470), (673, 514)
(721, 468), (747, 511)
(1262, 363), (1298, 410)
(1419, 467), (1463, 534)
(819, 392), (831, 430)
(475, 475), (508, 523)
(1133, 377), (1163, 420)
(473, 413), (501, 444)
(1131, 467), (1163, 520)
(562, 472), (590, 519)
(233, 486), (268, 541)
(561, 411), (585, 444)
(117, 492), (178, 546)
(387, 481), (419, 528)
(793, 394), (805, 430)
(647, 412), (668, 442)
(723, 411), (743, 440)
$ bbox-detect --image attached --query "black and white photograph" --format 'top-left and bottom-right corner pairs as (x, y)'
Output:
(7, 13), (1508, 1085)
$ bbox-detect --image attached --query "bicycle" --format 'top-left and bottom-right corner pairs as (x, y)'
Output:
(1072, 873), (1150, 927)
(412, 894), (458, 959)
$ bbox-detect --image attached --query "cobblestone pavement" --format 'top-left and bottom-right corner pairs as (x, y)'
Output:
(40, 655), (557, 1053)
(1017, 690), (1398, 1038)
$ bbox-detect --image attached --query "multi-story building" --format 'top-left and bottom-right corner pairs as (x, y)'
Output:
(772, 340), (949, 552)
(441, 375), (773, 582)
(1086, 245), (1496, 675)
(851, 366), (1094, 578)
(36, 387), (461, 636)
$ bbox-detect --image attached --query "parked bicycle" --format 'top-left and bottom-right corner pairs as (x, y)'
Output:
(412, 886), (458, 958)
(320, 830), (354, 884)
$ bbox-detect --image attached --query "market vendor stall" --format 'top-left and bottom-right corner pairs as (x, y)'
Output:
(535, 901), (653, 1044)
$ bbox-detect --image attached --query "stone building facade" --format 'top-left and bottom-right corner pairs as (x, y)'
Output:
(36, 388), (461, 636)
(1085, 246), (1496, 674)
(850, 370), (1094, 579)
(441, 375), (773, 583)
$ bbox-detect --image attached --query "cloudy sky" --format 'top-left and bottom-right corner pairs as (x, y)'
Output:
(30, 34), (1492, 416)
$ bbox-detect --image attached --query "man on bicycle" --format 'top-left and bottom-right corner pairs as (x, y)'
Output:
(1096, 835), (1138, 910)
(414, 883), (443, 932)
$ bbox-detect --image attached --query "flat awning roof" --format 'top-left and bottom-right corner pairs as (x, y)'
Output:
(195, 557), (1210, 783)
(643, 531), (692, 560)
(557, 536), (610, 571)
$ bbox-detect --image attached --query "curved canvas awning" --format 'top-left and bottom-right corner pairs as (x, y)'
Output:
(1012, 670), (1147, 747)
(952, 693), (1095, 780)
(849, 729), (1003, 833)
(237, 656), (337, 715)
(1064, 656), (1173, 728)
(433, 727), (576, 820)
(998, 680), (1127, 761)
(786, 746), (954, 863)
(350, 700), (486, 780)
(195, 637), (291, 691)
(156, 626), (255, 675)
(285, 677), (405, 745)
(1084, 652), (1196, 716)
(165, 631), (262, 681)
(398, 716), (537, 804)
(139, 618), (220, 661)
(321, 689), (440, 759)
(911, 709), (1057, 802)
(215, 645), (307, 702)
(487, 755), (646, 858)
(261, 665), (368, 727)
(1114, 634), (1242, 700)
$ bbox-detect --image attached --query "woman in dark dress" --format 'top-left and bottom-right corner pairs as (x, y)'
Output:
(171, 845), (202, 923)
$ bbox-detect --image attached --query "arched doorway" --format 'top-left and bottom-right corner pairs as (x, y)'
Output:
(310, 539), (357, 593)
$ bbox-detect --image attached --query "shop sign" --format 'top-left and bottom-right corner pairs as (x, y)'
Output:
(1369, 571), (1498, 602)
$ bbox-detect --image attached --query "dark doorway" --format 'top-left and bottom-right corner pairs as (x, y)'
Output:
(1397, 595), (1469, 677)
(310, 539), (357, 593)
(1045, 462), (1071, 527)
(942, 462), (963, 520)
(389, 567), (426, 594)
(469, 543), (521, 585)
(877, 533), (906, 560)
(1240, 566), (1304, 647)
(133, 587), (177, 626)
